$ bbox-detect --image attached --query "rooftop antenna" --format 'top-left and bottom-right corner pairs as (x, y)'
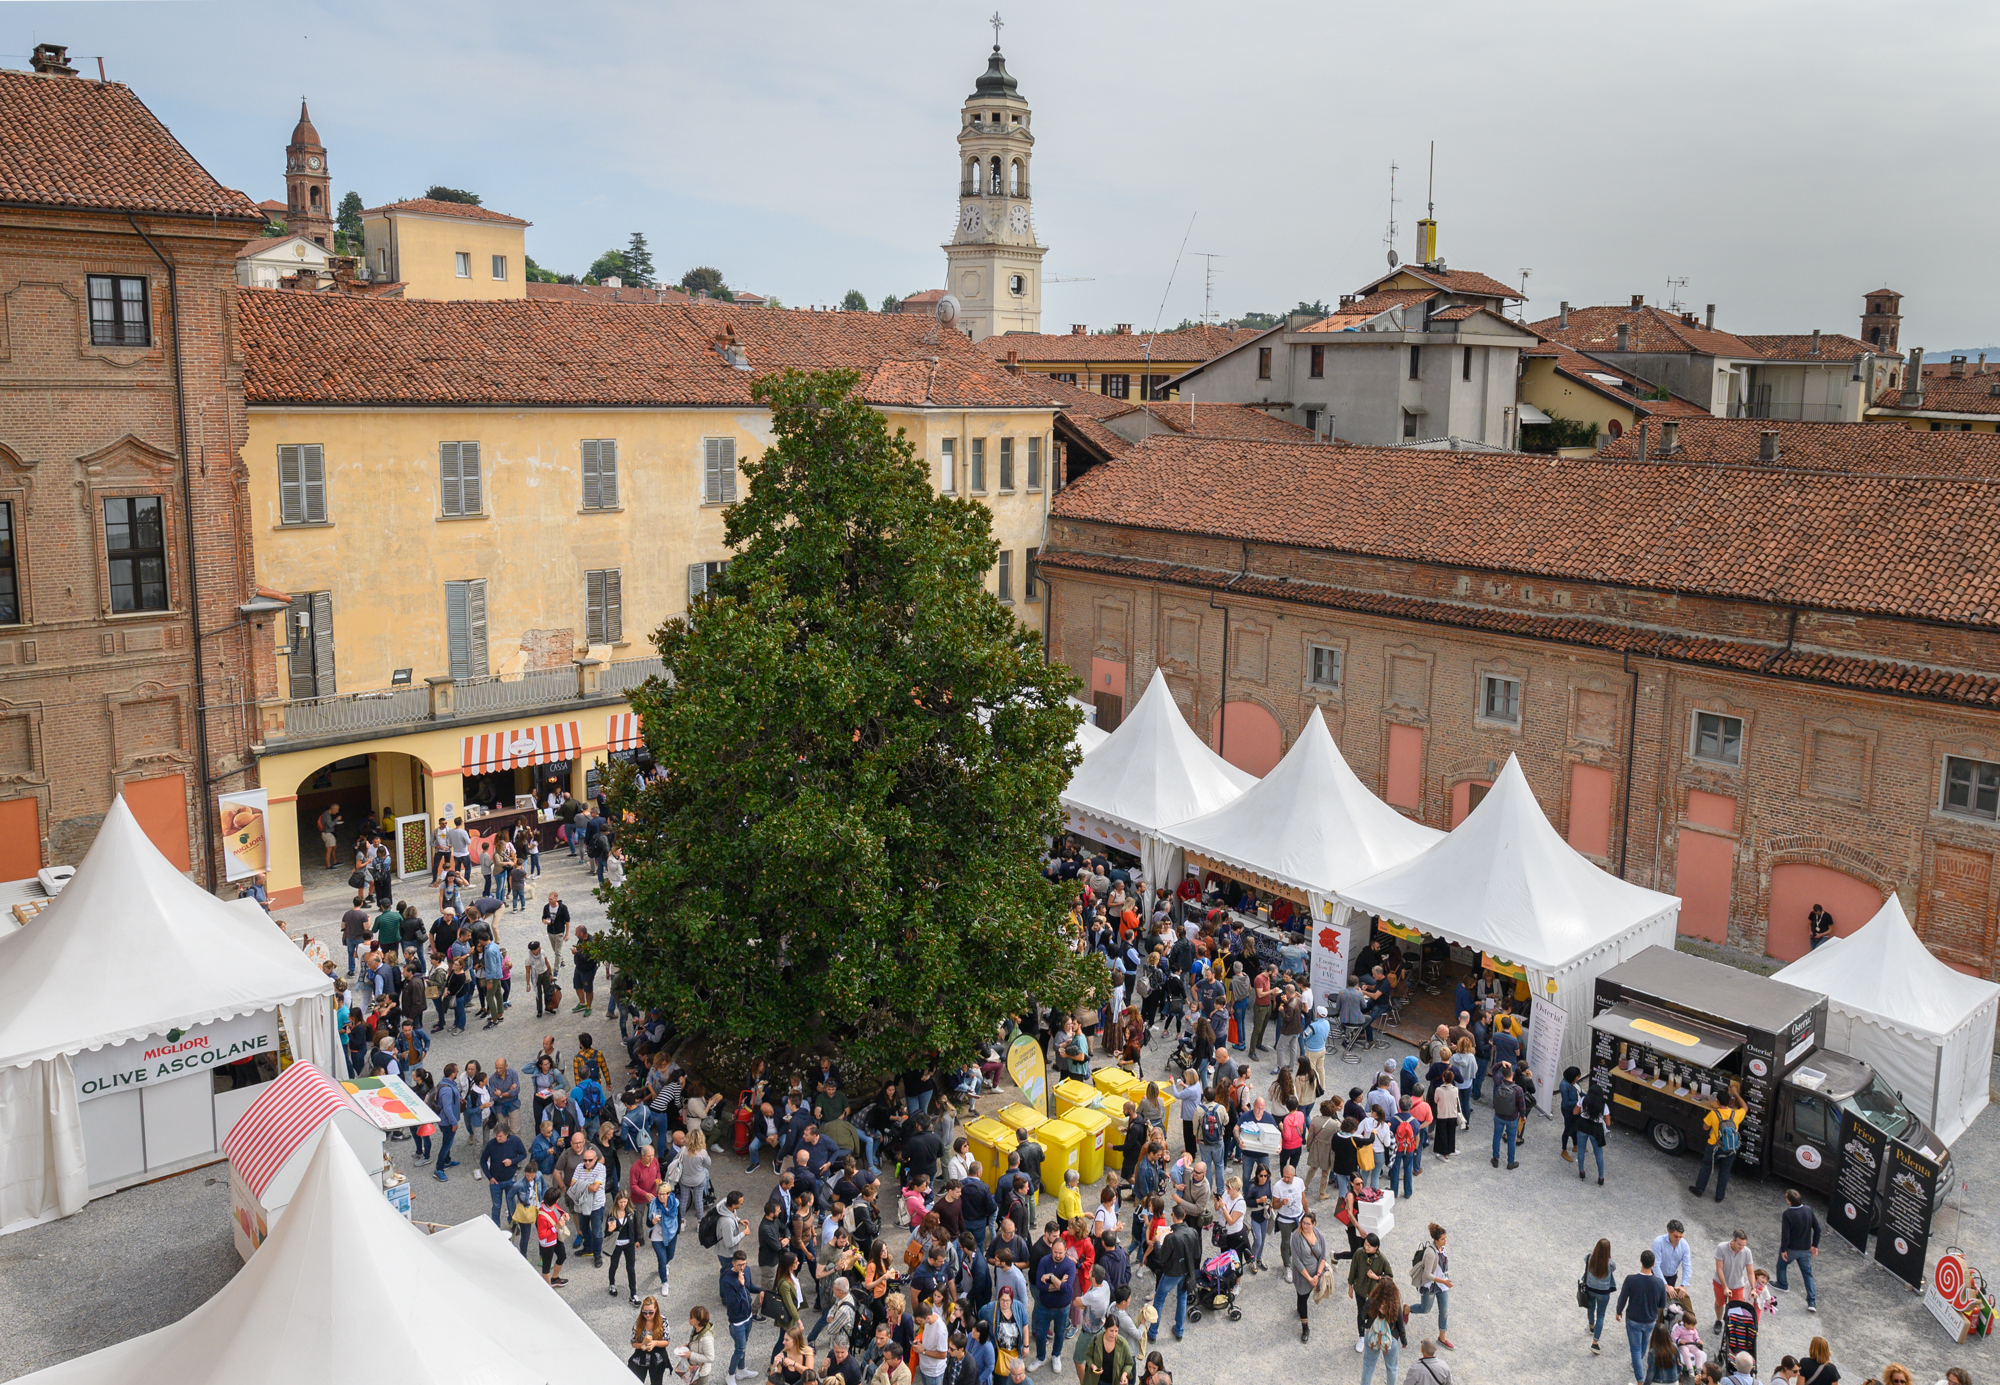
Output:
(1517, 268), (1531, 320)
(1665, 275), (1689, 313)
(1382, 161), (1400, 267)
(1196, 253), (1223, 325)
(1143, 212), (1197, 400)
(1427, 140), (1435, 222)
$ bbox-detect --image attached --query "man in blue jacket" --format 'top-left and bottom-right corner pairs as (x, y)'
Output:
(1615, 1249), (1666, 1385)
(1031, 1234), (1079, 1369)
(719, 1250), (758, 1380)
(481, 1119), (528, 1226)
(433, 1063), (463, 1180)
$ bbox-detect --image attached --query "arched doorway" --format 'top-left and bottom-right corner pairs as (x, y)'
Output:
(1209, 701), (1283, 777)
(291, 750), (433, 900)
(1766, 862), (1884, 961)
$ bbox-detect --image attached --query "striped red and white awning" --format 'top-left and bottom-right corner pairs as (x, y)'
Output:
(221, 1060), (356, 1198)
(607, 712), (642, 753)
(462, 720), (581, 776)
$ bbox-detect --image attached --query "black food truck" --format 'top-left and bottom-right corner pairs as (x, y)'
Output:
(1590, 946), (1952, 1217)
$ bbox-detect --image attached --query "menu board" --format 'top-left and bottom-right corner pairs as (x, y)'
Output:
(1874, 1138), (1941, 1291)
(1589, 1000), (1616, 1102)
(1736, 1032), (1776, 1166)
(1828, 1106), (1882, 1252)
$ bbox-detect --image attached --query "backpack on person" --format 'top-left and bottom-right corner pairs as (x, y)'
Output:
(1199, 1103), (1224, 1147)
(573, 1078), (605, 1122)
(1409, 1244), (1429, 1288)
(1393, 1116), (1418, 1154)
(1718, 1112), (1741, 1157)
(698, 1204), (723, 1248)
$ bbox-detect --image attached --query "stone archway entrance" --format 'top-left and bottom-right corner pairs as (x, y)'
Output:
(1765, 862), (1884, 962)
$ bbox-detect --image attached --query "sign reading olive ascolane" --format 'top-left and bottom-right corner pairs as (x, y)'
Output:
(71, 1012), (278, 1102)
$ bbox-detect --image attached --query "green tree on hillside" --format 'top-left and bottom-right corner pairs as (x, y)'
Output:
(841, 289), (868, 311)
(881, 294), (903, 314)
(624, 232), (656, 287)
(335, 191), (364, 253)
(596, 369), (1094, 1082)
(679, 265), (734, 301)
(587, 249), (632, 284)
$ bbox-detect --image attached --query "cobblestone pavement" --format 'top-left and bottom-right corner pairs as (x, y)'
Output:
(1, 883), (1994, 1384)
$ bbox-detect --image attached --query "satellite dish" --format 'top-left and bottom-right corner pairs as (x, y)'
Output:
(1386, 249), (1400, 268)
(936, 295), (961, 327)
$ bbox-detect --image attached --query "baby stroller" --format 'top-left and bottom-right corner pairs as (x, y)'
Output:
(1169, 1036), (1197, 1075)
(1186, 1249), (1244, 1323)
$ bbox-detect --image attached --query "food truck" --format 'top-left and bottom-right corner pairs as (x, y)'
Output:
(1590, 946), (1952, 1216)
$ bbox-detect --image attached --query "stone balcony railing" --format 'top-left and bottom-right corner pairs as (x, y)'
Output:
(257, 655), (666, 751)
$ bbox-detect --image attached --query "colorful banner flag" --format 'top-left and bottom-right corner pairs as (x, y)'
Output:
(217, 788), (269, 882)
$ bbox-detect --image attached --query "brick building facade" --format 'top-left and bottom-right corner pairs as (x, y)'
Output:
(0, 48), (275, 881)
(1039, 431), (2000, 981)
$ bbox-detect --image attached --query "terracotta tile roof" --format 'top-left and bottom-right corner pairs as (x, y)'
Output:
(524, 282), (691, 306)
(1528, 303), (1761, 357)
(1352, 265), (1524, 301)
(359, 197), (530, 226)
(1029, 373), (1138, 421)
(238, 291), (1053, 411)
(1035, 549), (2000, 711)
(901, 289), (947, 305)
(1138, 401), (1319, 443)
(1048, 432), (2000, 627)
(982, 324), (1263, 363)
(1058, 412), (1133, 461)
(1877, 371), (2000, 415)
(0, 70), (263, 220)
(256, 198), (287, 212)
(1296, 289), (1437, 333)
(1526, 337), (1711, 418)
(1595, 418), (2000, 475)
(1737, 333), (1879, 361)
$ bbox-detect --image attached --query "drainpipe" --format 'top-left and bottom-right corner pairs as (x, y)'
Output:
(1209, 543), (1248, 757)
(128, 212), (219, 890)
(1618, 650), (1640, 880)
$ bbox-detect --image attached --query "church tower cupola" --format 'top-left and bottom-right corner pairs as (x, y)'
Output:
(943, 16), (1046, 343)
(284, 98), (333, 250)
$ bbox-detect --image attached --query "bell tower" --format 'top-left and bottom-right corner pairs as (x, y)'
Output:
(284, 99), (333, 249)
(1861, 288), (1902, 353)
(943, 17), (1046, 342)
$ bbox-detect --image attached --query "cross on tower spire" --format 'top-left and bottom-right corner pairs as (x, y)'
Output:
(990, 11), (1004, 48)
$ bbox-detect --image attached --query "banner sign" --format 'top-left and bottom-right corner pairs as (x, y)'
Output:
(1007, 1033), (1050, 1117)
(1309, 915), (1350, 1010)
(339, 1074), (439, 1130)
(74, 1011), (278, 1101)
(1828, 1107), (1883, 1253)
(1926, 1253), (1973, 1343)
(217, 788), (270, 882)
(1874, 1138), (1942, 1291)
(1526, 1003), (1568, 1117)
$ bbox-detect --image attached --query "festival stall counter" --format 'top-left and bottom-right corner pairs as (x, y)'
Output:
(0, 797), (336, 1236)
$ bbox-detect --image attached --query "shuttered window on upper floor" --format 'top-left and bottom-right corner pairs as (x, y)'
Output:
(585, 568), (623, 645)
(278, 444), (327, 525)
(440, 441), (482, 517)
(445, 579), (489, 679)
(703, 437), (738, 504)
(581, 439), (620, 510)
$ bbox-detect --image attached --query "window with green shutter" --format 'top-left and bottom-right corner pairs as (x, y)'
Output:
(581, 439), (619, 510)
(585, 568), (623, 644)
(703, 437), (738, 504)
(445, 579), (489, 678)
(278, 444), (327, 525)
(1027, 437), (1043, 489)
(970, 438), (986, 492)
(439, 441), (482, 517)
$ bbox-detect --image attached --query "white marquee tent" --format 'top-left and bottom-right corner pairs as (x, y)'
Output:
(1773, 894), (1999, 1147)
(16, 1131), (632, 1384)
(1061, 668), (1254, 888)
(0, 796), (336, 1235)
(1336, 755), (1681, 1077)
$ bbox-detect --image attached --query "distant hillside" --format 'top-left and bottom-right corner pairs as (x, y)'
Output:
(1920, 346), (2000, 361)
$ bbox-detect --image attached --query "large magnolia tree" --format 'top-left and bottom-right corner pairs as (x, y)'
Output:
(598, 369), (1094, 1083)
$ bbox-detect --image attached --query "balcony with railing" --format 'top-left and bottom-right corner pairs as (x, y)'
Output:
(258, 655), (667, 751)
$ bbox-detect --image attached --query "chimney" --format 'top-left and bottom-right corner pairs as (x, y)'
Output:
(1907, 346), (1925, 406)
(1070, 324), (1087, 335)
(605, 275), (622, 289)
(1759, 429), (1780, 463)
(1615, 323), (1630, 352)
(1634, 422), (1649, 461)
(1705, 303), (1715, 331)
(1115, 323), (1132, 335)
(29, 43), (77, 76)
(1809, 328), (1821, 356)
(1950, 354), (1968, 378)
(1558, 301), (1569, 329)
(697, 288), (708, 300)
(1980, 353), (1989, 375)
(1630, 294), (1644, 308)
(1005, 349), (1019, 373)
(1660, 420), (1679, 454)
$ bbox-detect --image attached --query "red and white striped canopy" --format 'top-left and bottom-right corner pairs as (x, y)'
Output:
(222, 1060), (356, 1198)
(607, 712), (642, 753)
(462, 720), (581, 776)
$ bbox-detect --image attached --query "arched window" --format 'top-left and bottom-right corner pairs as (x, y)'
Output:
(1010, 159), (1024, 196)
(309, 185), (321, 208)
(1869, 326), (1881, 345)
(990, 155), (1003, 192)
(966, 159), (980, 195)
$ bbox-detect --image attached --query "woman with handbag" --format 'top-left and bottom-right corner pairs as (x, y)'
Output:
(629, 1295), (672, 1384)
(674, 1305), (714, 1383)
(1289, 1209), (1329, 1344)
(981, 1282), (1027, 1378)
(1580, 1237), (1617, 1354)
(1331, 1177), (1364, 1263)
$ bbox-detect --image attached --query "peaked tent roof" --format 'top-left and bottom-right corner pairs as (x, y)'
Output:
(1772, 894), (2000, 1040)
(221, 1059), (357, 1197)
(16, 1131), (630, 1384)
(1160, 706), (1441, 896)
(1061, 669), (1254, 836)
(0, 795), (332, 1070)
(1336, 755), (1680, 971)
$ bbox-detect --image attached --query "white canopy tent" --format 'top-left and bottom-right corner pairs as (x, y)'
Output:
(15, 1130), (632, 1384)
(1060, 668), (1255, 889)
(1336, 755), (1681, 1077)
(0, 796), (336, 1235)
(1773, 894), (1999, 1147)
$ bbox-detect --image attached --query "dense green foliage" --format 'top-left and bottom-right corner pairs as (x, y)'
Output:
(624, 232), (657, 287)
(679, 265), (734, 301)
(423, 185), (482, 205)
(598, 370), (1092, 1083)
(335, 191), (364, 252)
(841, 289), (869, 311)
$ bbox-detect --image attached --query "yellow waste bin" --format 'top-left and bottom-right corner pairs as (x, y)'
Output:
(996, 1103), (1048, 1136)
(1036, 1117), (1085, 1190)
(1065, 1106), (1114, 1184)
(964, 1117), (1018, 1192)
(1054, 1079), (1102, 1120)
(1092, 1067), (1146, 1106)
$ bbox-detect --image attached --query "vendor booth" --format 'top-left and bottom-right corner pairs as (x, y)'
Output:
(1160, 707), (1442, 1001)
(1773, 894), (2000, 1146)
(0, 797), (336, 1236)
(15, 1132), (633, 1384)
(1061, 669), (1254, 890)
(1336, 756), (1681, 1078)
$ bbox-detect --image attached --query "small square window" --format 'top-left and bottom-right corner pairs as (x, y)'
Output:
(1402, 409), (1419, 440)
(87, 275), (150, 347)
(1308, 644), (1341, 690)
(1943, 755), (2000, 820)
(1101, 374), (1130, 400)
(491, 254), (507, 281)
(1481, 674), (1521, 725)
(1693, 711), (1744, 766)
(454, 252), (471, 278)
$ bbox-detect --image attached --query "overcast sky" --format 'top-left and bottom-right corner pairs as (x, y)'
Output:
(12, 0), (1997, 348)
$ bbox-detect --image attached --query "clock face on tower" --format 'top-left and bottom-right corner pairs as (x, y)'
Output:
(960, 204), (983, 233)
(1008, 205), (1029, 235)
(307, 156), (322, 170)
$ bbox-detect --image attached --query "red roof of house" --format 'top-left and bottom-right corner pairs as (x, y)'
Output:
(1736, 332), (1881, 362)
(1528, 303), (1761, 357)
(524, 282), (692, 306)
(1878, 369), (2000, 415)
(1351, 265), (1525, 302)
(1524, 337), (1711, 418)
(1295, 288), (1438, 333)
(257, 198), (287, 212)
(983, 324), (1263, 363)
(1049, 431), (2000, 627)
(238, 292), (1054, 411)
(359, 197), (530, 226)
(0, 70), (263, 220)
(1594, 417), (2000, 475)
(1139, 401), (1319, 443)
(901, 289), (947, 305)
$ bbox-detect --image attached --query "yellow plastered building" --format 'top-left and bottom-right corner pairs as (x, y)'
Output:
(360, 198), (529, 301)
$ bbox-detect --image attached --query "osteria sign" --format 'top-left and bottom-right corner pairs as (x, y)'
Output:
(72, 1012), (278, 1101)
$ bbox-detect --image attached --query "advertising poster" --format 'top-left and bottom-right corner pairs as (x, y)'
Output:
(217, 788), (269, 882)
(73, 1011), (278, 1101)
(339, 1074), (439, 1130)
(1874, 1138), (1941, 1291)
(1309, 913), (1350, 1009)
(1525, 1003), (1567, 1117)
(1828, 1107), (1883, 1253)
(1007, 1033), (1049, 1116)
